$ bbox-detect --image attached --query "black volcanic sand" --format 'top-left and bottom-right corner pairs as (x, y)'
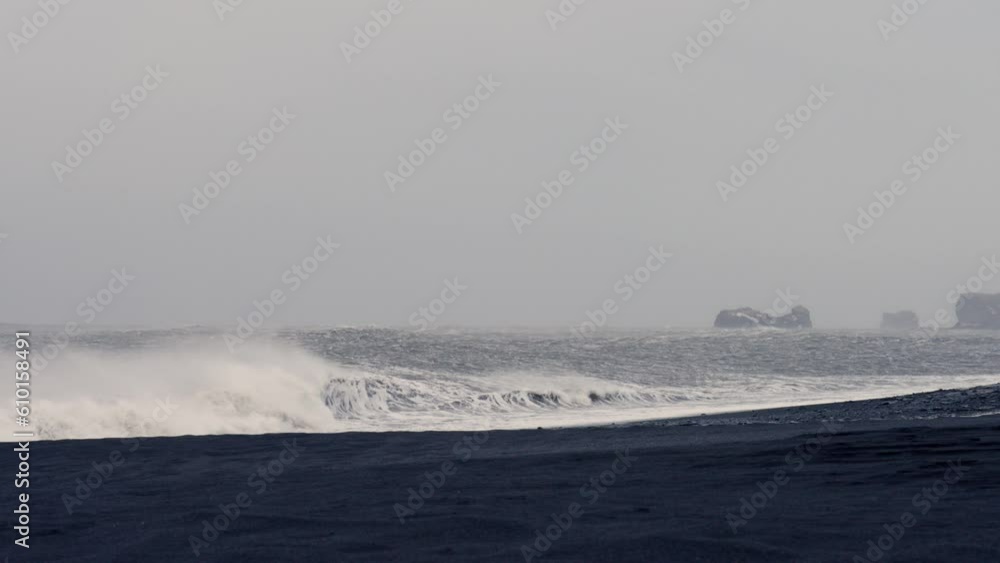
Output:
(5, 385), (1000, 562)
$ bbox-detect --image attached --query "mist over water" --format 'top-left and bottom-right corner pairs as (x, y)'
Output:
(3, 3), (1000, 561)
(11, 327), (1000, 441)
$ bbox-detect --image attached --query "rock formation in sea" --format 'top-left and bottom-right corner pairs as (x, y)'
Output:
(713, 306), (812, 329)
(881, 310), (919, 330)
(955, 293), (1000, 329)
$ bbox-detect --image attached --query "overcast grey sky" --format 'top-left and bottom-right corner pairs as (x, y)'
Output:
(1, 0), (998, 329)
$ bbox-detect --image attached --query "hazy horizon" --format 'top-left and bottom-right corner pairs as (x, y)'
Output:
(3, 1), (998, 331)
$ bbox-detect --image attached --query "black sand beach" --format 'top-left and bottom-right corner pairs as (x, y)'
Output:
(7, 385), (1000, 562)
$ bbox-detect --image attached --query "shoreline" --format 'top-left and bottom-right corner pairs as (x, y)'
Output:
(22, 381), (1000, 445)
(640, 381), (1000, 427)
(14, 384), (1000, 561)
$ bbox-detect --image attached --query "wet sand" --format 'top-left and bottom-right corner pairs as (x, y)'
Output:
(7, 385), (1000, 562)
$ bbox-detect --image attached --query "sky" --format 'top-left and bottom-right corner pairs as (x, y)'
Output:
(1, 0), (998, 329)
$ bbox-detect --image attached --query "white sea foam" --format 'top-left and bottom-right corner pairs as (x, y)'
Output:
(16, 342), (1000, 441)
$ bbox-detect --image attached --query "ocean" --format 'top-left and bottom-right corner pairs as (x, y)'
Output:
(12, 327), (1000, 441)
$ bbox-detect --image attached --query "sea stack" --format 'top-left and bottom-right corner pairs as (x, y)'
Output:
(881, 311), (919, 330)
(714, 305), (812, 329)
(955, 293), (1000, 329)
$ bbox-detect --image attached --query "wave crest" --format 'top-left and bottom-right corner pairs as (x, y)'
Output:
(17, 342), (1000, 441)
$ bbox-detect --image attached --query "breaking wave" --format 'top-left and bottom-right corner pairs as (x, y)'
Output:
(17, 342), (1000, 441)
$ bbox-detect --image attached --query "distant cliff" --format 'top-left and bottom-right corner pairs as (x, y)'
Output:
(881, 311), (919, 330)
(714, 306), (812, 329)
(956, 293), (1000, 329)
